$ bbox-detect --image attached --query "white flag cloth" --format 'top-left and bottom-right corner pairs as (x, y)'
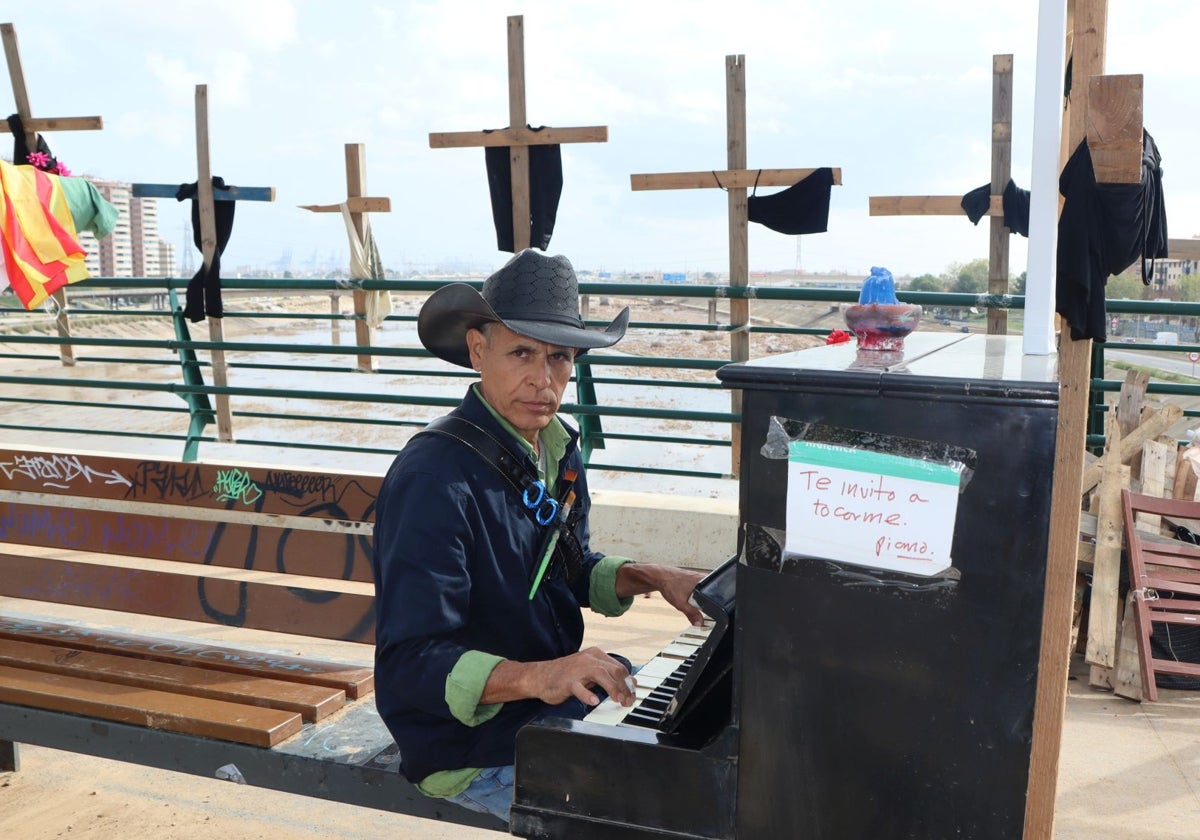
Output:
(340, 203), (392, 328)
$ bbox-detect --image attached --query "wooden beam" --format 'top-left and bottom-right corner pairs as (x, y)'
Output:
(1086, 74), (1144, 184)
(132, 183), (275, 202)
(429, 125), (608, 148)
(0, 115), (102, 132)
(869, 195), (1003, 217)
(344, 142), (375, 370)
(631, 167), (842, 191)
(988, 53), (1014, 335)
(194, 84), (233, 442)
(1024, 1), (1108, 837)
(1168, 238), (1200, 261)
(297, 196), (391, 213)
(727, 54), (748, 479)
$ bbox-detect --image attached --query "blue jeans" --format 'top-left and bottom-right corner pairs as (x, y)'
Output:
(445, 657), (636, 825)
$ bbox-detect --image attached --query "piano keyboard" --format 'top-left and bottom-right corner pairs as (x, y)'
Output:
(584, 619), (714, 729)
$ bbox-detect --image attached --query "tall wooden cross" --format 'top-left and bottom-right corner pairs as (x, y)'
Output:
(131, 84), (275, 444)
(299, 142), (392, 371)
(1, 21), (104, 366)
(868, 54), (1015, 335)
(629, 54), (842, 474)
(428, 14), (607, 252)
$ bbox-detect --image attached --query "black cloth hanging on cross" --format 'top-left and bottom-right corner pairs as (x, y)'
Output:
(484, 126), (563, 252)
(176, 177), (236, 323)
(959, 179), (1032, 236)
(6, 113), (57, 171)
(1055, 130), (1169, 342)
(746, 167), (836, 235)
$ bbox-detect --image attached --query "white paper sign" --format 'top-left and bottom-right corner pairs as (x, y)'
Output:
(784, 440), (962, 577)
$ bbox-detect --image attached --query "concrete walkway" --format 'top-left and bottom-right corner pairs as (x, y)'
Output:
(1, 592), (1198, 839)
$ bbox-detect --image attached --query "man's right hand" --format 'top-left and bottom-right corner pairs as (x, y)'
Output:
(483, 646), (635, 708)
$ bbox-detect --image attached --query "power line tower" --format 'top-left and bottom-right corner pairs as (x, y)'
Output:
(181, 219), (195, 275)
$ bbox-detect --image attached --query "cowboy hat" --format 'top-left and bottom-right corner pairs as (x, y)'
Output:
(418, 250), (630, 368)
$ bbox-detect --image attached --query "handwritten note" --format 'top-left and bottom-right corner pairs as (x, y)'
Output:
(784, 440), (961, 577)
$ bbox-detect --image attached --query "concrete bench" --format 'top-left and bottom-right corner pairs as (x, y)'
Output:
(0, 445), (503, 831)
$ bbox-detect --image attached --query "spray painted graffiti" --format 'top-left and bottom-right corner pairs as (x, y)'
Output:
(126, 461), (208, 503)
(213, 468), (263, 506)
(0, 453), (132, 490)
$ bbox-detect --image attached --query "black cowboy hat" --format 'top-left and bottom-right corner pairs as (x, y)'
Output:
(418, 250), (630, 368)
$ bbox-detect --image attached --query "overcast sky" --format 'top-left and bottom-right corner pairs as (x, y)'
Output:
(7, 1), (1198, 279)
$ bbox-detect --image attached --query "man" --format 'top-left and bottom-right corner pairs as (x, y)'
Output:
(372, 249), (705, 825)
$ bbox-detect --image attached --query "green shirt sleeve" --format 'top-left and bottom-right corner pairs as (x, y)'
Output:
(445, 649), (505, 726)
(589, 554), (636, 617)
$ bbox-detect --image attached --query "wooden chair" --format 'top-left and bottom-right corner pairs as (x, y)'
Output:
(1120, 490), (1200, 701)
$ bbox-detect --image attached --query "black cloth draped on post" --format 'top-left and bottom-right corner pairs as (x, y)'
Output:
(7, 113), (57, 171)
(176, 177), (236, 323)
(747, 167), (835, 235)
(960, 179), (1032, 237)
(1056, 130), (1168, 342)
(485, 126), (563, 253)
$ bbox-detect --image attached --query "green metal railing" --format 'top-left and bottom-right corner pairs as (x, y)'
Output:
(4, 275), (1198, 475)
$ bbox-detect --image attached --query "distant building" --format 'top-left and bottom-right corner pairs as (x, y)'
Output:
(77, 177), (176, 278)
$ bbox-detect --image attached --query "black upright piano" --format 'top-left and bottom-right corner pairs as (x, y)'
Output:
(512, 333), (1059, 839)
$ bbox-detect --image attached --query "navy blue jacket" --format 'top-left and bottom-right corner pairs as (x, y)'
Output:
(372, 387), (605, 782)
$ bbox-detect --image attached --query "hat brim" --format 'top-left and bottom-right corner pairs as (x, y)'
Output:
(418, 283), (629, 368)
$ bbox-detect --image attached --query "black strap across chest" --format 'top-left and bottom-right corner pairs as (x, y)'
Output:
(415, 415), (543, 504)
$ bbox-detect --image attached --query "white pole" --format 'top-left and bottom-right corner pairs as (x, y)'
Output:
(1023, 0), (1069, 355)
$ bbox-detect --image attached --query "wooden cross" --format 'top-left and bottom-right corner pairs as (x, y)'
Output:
(629, 54), (842, 474)
(1, 21), (104, 366)
(299, 142), (392, 371)
(131, 84), (275, 444)
(428, 14), (607, 252)
(868, 54), (1015, 335)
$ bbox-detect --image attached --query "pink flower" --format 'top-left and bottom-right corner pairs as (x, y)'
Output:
(825, 329), (853, 345)
(26, 151), (50, 168)
(54, 162), (71, 177)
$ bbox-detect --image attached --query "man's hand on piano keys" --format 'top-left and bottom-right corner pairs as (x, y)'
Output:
(484, 646), (636, 709)
(615, 564), (708, 627)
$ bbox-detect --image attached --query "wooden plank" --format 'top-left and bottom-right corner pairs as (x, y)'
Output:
(987, 53), (1014, 336)
(1024, 5), (1106, 809)
(428, 125), (608, 148)
(1113, 590), (1143, 701)
(0, 115), (102, 132)
(506, 15), (531, 254)
(1169, 238), (1200, 261)
(1079, 403), (1183, 495)
(1115, 369), (1150, 437)
(0, 663), (301, 748)
(1134, 440), (1170, 531)
(193, 84), (234, 443)
(0, 615), (373, 698)
(344, 142), (375, 370)
(1086, 74), (1144, 185)
(130, 183), (275, 201)
(631, 167), (842, 191)
(0, 554), (376, 645)
(0, 638), (345, 722)
(868, 194), (1003, 217)
(0, 502), (374, 583)
(727, 54), (749, 479)
(297, 196), (391, 213)
(1174, 442), (1199, 501)
(1086, 421), (1126, 671)
(0, 447), (381, 521)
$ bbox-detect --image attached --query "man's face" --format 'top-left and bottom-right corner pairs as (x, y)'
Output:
(467, 323), (577, 446)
